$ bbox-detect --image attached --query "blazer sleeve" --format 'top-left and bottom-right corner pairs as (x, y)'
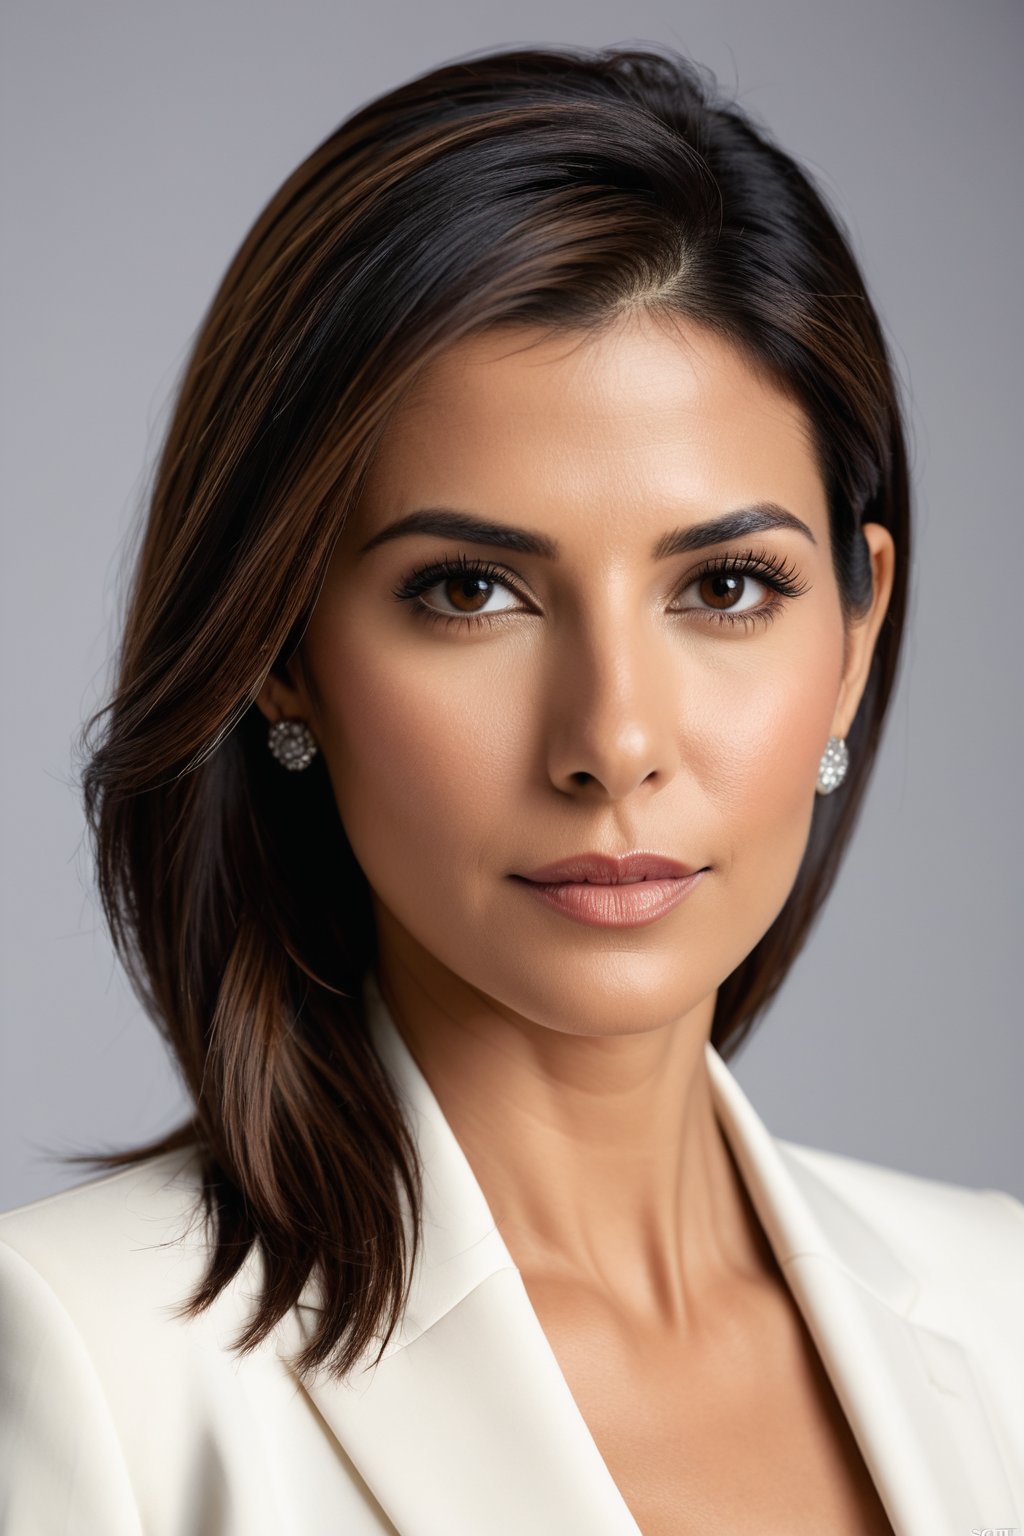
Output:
(0, 1238), (144, 1536)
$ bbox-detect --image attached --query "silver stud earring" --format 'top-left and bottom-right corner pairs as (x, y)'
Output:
(267, 718), (319, 771)
(816, 735), (849, 795)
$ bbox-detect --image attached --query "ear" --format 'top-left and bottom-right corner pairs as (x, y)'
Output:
(254, 653), (314, 728)
(831, 522), (897, 737)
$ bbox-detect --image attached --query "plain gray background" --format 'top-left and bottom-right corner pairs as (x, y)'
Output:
(2, 0), (1021, 1211)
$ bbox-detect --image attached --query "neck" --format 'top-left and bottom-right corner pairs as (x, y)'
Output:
(373, 943), (779, 1334)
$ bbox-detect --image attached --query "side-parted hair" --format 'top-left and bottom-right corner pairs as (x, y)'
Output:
(67, 42), (911, 1382)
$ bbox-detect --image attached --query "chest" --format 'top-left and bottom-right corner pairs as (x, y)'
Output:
(522, 1273), (897, 1536)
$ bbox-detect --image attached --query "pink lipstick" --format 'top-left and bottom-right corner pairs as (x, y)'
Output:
(510, 850), (707, 929)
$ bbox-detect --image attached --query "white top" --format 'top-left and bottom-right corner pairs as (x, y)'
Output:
(1, 968), (1022, 1536)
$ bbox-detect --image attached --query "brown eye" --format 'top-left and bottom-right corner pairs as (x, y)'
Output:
(393, 553), (532, 628)
(699, 573), (747, 609)
(675, 568), (771, 618)
(401, 560), (525, 621)
(444, 574), (494, 613)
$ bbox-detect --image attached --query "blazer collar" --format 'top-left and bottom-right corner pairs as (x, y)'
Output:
(273, 970), (1019, 1536)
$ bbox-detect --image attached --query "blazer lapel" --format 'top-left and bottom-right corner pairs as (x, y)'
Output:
(706, 1047), (1021, 1535)
(272, 973), (1018, 1536)
(274, 970), (640, 1534)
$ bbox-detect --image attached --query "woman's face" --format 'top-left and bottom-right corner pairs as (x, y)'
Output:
(259, 311), (893, 1037)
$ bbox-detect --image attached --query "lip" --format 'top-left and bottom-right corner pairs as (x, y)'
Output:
(514, 850), (700, 884)
(509, 849), (708, 930)
(512, 869), (706, 928)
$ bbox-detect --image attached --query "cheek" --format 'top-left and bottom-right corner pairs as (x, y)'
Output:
(691, 622), (844, 912)
(306, 618), (517, 913)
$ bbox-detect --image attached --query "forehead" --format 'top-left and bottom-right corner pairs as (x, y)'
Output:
(354, 311), (826, 540)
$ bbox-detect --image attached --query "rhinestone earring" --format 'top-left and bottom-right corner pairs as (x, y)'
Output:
(267, 718), (319, 771)
(816, 735), (849, 795)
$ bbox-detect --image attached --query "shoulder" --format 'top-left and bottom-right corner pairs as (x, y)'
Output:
(0, 1147), (251, 1418)
(778, 1136), (1024, 1247)
(0, 1149), (218, 1341)
(0, 1152), (290, 1535)
(0, 1147), (207, 1273)
(776, 1136), (1024, 1324)
(0, 1153), (395, 1533)
(0, 1147), (295, 1387)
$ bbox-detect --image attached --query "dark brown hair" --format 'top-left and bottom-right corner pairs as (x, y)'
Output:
(63, 41), (911, 1382)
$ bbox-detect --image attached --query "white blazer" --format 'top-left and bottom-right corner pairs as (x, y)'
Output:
(2, 969), (1022, 1536)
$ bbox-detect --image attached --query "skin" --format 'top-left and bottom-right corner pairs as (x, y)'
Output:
(256, 309), (896, 1530)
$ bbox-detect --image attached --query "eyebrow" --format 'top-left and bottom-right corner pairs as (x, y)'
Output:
(358, 501), (817, 561)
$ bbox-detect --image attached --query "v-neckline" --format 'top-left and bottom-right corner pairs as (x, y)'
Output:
(471, 1074), (896, 1535)
(359, 971), (874, 1529)
(309, 968), (1014, 1535)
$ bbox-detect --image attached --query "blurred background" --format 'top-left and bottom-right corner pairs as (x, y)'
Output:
(2, 0), (1021, 1208)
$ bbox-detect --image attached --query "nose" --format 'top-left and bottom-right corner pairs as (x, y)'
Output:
(543, 609), (682, 801)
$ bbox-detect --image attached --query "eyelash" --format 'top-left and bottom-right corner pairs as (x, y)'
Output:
(390, 547), (810, 633)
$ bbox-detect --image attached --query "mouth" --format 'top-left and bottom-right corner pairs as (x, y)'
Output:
(511, 864), (708, 929)
(512, 850), (704, 885)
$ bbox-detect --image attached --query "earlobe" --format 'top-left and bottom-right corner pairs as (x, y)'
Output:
(254, 660), (309, 727)
(831, 521), (896, 737)
(256, 660), (321, 770)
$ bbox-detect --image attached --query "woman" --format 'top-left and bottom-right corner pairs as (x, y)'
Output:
(1, 40), (1020, 1536)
